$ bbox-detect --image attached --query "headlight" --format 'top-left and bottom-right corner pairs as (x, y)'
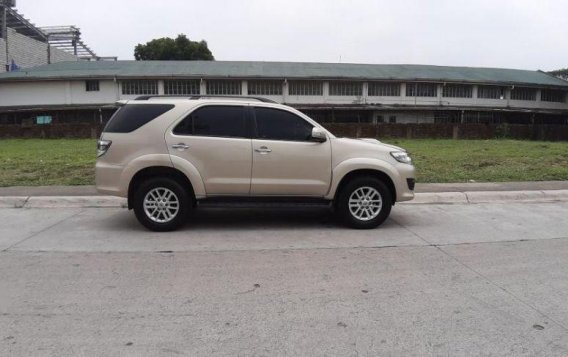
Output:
(390, 151), (412, 164)
(97, 139), (112, 157)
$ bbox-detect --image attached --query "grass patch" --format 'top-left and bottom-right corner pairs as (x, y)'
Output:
(385, 139), (568, 183)
(0, 139), (95, 186)
(0, 138), (567, 186)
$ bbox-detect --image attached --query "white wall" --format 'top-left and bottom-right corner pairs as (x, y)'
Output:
(0, 78), (566, 114)
(0, 79), (118, 107)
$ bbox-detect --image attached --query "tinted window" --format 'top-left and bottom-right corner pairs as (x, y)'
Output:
(173, 106), (246, 138)
(104, 104), (174, 133)
(254, 107), (313, 141)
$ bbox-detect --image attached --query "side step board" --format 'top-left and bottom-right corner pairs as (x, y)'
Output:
(197, 196), (332, 208)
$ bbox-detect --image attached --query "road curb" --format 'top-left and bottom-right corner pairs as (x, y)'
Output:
(400, 189), (568, 205)
(0, 190), (567, 208)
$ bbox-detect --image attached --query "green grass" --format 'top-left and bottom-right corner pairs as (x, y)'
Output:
(0, 139), (95, 186)
(385, 139), (568, 183)
(0, 138), (567, 186)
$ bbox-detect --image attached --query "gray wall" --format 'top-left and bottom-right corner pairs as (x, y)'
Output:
(50, 46), (79, 63)
(0, 38), (6, 70)
(0, 28), (78, 72)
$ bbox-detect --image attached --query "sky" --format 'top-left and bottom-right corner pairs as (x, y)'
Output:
(16, 0), (568, 71)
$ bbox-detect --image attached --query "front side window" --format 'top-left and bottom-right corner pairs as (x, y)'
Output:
(173, 105), (247, 138)
(254, 107), (313, 141)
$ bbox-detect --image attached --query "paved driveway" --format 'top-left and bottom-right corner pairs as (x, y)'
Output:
(1, 202), (568, 356)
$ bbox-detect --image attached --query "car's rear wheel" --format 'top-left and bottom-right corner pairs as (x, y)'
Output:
(336, 176), (392, 229)
(133, 177), (191, 231)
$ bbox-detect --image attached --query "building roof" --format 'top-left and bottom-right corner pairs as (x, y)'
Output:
(0, 60), (567, 88)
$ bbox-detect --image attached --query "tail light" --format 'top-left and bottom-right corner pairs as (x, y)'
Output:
(97, 139), (112, 157)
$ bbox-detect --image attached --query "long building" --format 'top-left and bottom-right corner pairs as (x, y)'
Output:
(0, 60), (567, 128)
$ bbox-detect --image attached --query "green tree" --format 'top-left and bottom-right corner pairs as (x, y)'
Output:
(134, 34), (214, 60)
(548, 68), (568, 81)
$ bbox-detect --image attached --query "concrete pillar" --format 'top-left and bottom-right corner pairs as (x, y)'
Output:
(157, 80), (164, 95)
(242, 80), (247, 96)
(362, 82), (368, 103)
(400, 83), (407, 97)
(323, 81), (329, 103)
(200, 79), (206, 95)
(282, 80), (288, 104)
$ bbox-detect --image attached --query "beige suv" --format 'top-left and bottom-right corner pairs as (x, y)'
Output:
(96, 96), (415, 231)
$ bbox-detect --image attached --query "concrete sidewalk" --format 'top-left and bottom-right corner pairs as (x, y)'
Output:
(0, 183), (568, 208)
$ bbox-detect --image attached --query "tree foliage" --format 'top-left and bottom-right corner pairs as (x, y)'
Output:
(134, 34), (214, 61)
(548, 68), (568, 81)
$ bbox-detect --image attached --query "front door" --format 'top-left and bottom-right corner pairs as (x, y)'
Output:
(250, 106), (332, 196)
(166, 105), (252, 195)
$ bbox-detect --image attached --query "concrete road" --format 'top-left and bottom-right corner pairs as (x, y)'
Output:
(1, 202), (568, 356)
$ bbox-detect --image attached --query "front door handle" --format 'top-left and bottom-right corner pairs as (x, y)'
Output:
(171, 143), (189, 150)
(254, 146), (272, 154)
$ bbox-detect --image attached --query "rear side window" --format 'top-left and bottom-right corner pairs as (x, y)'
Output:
(104, 104), (174, 133)
(173, 106), (247, 138)
(254, 107), (313, 141)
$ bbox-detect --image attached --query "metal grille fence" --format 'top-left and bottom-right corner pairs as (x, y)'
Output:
(368, 82), (400, 96)
(121, 80), (158, 95)
(165, 80), (200, 95)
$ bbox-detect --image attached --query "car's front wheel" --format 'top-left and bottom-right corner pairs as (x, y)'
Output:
(336, 176), (392, 229)
(133, 177), (191, 232)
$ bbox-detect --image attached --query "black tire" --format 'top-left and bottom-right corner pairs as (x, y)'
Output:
(335, 176), (392, 229)
(133, 177), (192, 232)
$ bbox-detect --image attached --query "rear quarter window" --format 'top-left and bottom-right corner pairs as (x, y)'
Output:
(104, 104), (175, 133)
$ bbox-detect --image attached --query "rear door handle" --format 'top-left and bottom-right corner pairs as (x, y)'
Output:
(171, 143), (189, 150)
(254, 146), (272, 154)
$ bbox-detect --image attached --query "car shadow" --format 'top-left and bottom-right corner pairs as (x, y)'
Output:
(100, 205), (406, 233)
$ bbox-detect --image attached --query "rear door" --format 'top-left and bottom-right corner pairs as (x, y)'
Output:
(250, 106), (332, 196)
(166, 105), (252, 195)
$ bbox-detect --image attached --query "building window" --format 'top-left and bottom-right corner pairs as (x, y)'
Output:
(477, 86), (504, 99)
(206, 80), (242, 95)
(541, 89), (566, 103)
(442, 84), (472, 98)
(510, 87), (536, 101)
(389, 116), (396, 123)
(248, 80), (283, 96)
(164, 80), (200, 95)
(376, 115), (384, 123)
(85, 80), (100, 92)
(406, 83), (437, 97)
(368, 82), (400, 96)
(329, 81), (362, 96)
(121, 80), (158, 95)
(288, 81), (323, 96)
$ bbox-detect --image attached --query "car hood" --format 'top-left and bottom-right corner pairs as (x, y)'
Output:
(356, 138), (406, 152)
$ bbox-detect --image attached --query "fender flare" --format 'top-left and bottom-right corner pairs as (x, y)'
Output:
(325, 158), (403, 200)
(120, 154), (206, 199)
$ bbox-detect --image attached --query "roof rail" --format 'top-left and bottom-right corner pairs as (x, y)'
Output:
(134, 95), (278, 103)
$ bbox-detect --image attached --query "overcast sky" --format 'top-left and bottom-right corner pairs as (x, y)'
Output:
(16, 0), (567, 71)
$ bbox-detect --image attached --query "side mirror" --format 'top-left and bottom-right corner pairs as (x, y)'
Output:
(310, 127), (327, 143)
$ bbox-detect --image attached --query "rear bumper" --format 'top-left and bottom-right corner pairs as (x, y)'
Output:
(95, 161), (126, 197)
